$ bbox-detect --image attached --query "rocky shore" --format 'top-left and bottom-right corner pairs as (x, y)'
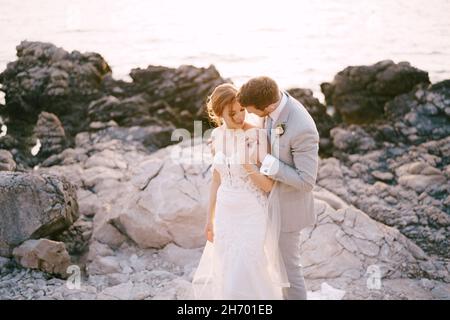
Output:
(0, 41), (449, 300)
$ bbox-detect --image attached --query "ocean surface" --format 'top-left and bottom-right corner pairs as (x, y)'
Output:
(1, 0), (449, 100)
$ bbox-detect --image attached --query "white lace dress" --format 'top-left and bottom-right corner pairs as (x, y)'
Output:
(192, 125), (285, 300)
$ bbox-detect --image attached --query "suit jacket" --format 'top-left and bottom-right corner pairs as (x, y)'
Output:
(265, 91), (320, 232)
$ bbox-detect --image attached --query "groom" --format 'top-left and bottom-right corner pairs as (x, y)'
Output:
(237, 76), (320, 300)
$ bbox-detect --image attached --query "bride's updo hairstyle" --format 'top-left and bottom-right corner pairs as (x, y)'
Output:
(206, 83), (238, 127)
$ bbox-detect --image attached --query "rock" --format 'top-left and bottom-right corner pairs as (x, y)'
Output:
(119, 143), (210, 249)
(385, 80), (450, 144)
(159, 243), (203, 268)
(127, 64), (226, 120)
(287, 88), (337, 156)
(38, 134), (210, 254)
(0, 257), (11, 271)
(12, 239), (71, 278)
(98, 281), (133, 300)
(321, 60), (429, 123)
(0, 172), (79, 257)
(87, 256), (122, 275)
(88, 94), (170, 128)
(316, 76), (450, 259)
(0, 41), (226, 170)
(53, 217), (93, 255)
(313, 187), (349, 211)
(0, 41), (111, 169)
(317, 136), (450, 258)
(152, 278), (194, 300)
(299, 193), (449, 299)
(0, 41), (110, 118)
(395, 162), (442, 176)
(92, 221), (126, 250)
(85, 125), (175, 152)
(394, 161), (447, 193)
(0, 161), (449, 300)
(32, 111), (66, 160)
(307, 282), (347, 300)
(0, 149), (16, 171)
(94, 64), (227, 132)
(330, 125), (377, 154)
(86, 241), (115, 260)
(398, 174), (446, 194)
(371, 171), (394, 182)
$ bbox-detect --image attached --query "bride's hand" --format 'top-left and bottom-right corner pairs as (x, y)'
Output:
(204, 220), (214, 243)
(242, 163), (257, 172)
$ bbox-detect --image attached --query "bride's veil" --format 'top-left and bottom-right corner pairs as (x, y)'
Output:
(265, 182), (291, 288)
(246, 110), (291, 289)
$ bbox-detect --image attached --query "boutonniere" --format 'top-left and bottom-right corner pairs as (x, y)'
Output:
(274, 123), (286, 136)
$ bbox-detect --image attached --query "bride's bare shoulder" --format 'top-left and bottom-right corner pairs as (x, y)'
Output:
(211, 124), (225, 135)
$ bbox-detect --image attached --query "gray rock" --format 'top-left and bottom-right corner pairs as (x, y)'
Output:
(13, 239), (71, 278)
(317, 136), (450, 258)
(371, 171), (394, 182)
(0, 256), (11, 271)
(321, 60), (429, 123)
(330, 125), (377, 154)
(0, 172), (79, 257)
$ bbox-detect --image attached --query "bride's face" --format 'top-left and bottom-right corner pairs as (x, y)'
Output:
(222, 101), (246, 129)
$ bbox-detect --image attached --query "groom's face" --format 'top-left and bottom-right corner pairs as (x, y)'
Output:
(245, 105), (272, 117)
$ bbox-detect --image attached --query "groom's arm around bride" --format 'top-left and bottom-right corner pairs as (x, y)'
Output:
(237, 77), (320, 194)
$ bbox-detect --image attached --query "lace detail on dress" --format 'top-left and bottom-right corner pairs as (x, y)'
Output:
(193, 125), (286, 300)
(211, 126), (268, 206)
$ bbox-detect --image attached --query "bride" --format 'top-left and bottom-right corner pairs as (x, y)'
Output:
(191, 83), (290, 300)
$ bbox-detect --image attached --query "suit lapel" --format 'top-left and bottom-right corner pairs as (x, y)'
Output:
(273, 91), (292, 129)
(270, 92), (292, 151)
(272, 92), (291, 138)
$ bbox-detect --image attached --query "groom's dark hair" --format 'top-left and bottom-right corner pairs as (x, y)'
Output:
(237, 76), (280, 110)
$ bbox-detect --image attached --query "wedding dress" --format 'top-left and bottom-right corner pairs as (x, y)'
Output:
(192, 119), (290, 300)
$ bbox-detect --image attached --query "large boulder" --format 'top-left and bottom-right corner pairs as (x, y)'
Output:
(0, 172), (79, 257)
(89, 140), (210, 251)
(0, 40), (111, 122)
(13, 239), (71, 278)
(321, 60), (429, 123)
(0, 41), (111, 169)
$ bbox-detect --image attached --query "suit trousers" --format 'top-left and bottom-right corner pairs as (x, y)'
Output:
(279, 230), (307, 300)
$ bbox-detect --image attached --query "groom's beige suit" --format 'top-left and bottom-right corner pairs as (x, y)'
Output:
(261, 91), (320, 300)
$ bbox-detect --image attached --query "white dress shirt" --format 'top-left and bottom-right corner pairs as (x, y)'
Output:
(268, 91), (287, 124)
(260, 92), (288, 176)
